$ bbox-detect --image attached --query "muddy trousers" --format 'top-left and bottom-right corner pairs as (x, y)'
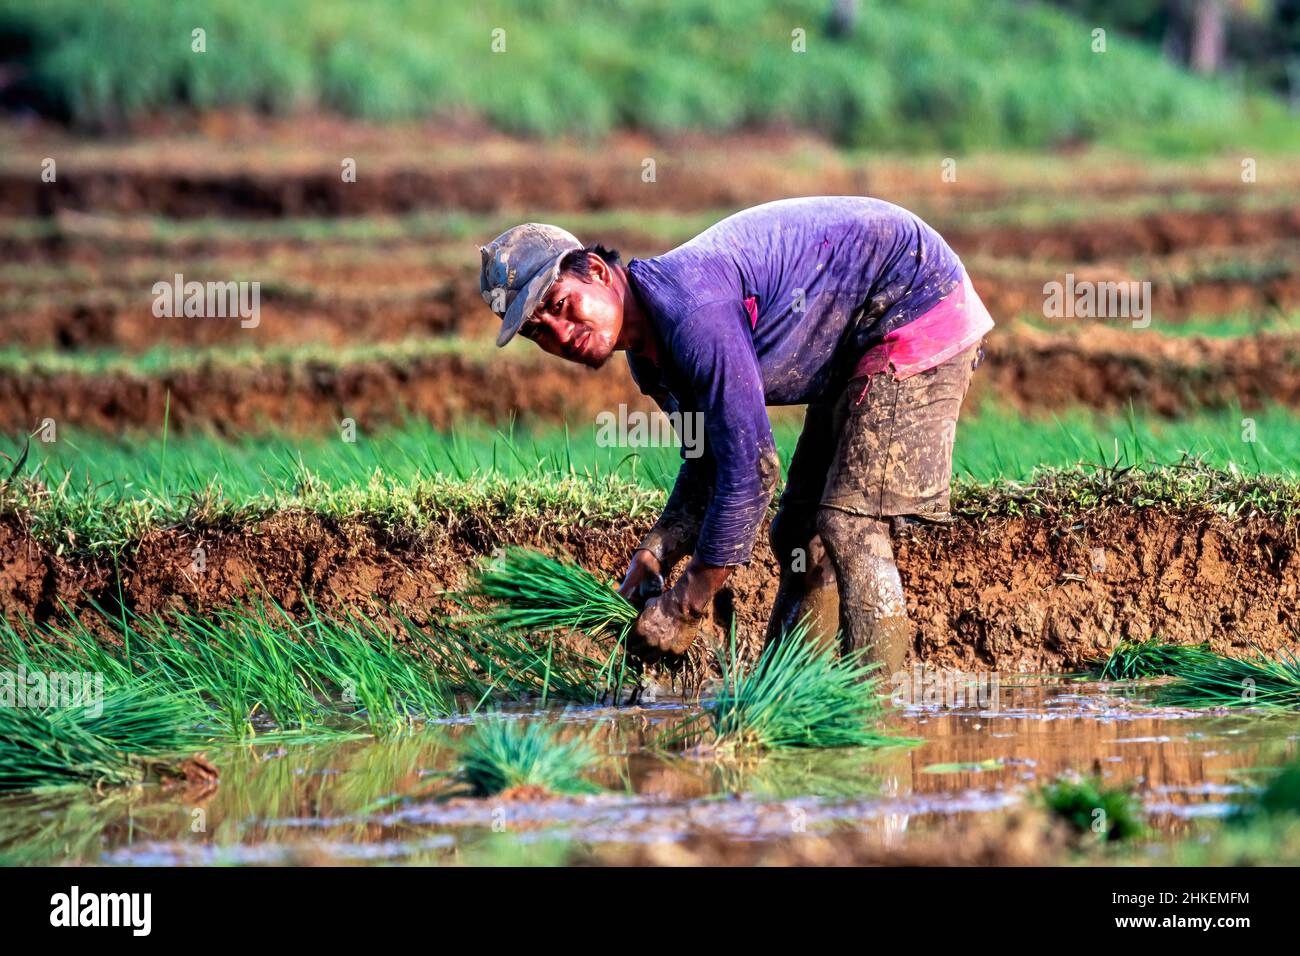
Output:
(767, 511), (910, 671)
(764, 343), (981, 672)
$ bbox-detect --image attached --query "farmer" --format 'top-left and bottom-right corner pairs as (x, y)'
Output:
(478, 197), (992, 671)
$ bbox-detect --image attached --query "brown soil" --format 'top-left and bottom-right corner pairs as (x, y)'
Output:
(973, 326), (1300, 416)
(2, 327), (1297, 434)
(5, 116), (1298, 224)
(7, 265), (1297, 353)
(0, 279), (482, 351)
(576, 810), (1070, 866)
(948, 205), (1300, 263)
(975, 271), (1300, 327)
(0, 350), (658, 434)
(2, 501), (1296, 673)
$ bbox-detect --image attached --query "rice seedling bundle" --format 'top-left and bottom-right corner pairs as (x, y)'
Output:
(455, 717), (600, 797)
(459, 547), (638, 703)
(694, 620), (914, 751)
(0, 685), (203, 792)
(1039, 776), (1147, 842)
(1091, 638), (1215, 680)
(1157, 649), (1300, 709)
(466, 547), (638, 640)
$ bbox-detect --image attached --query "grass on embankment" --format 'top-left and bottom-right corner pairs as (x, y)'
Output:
(6, 403), (1300, 555)
(3, 0), (1284, 152)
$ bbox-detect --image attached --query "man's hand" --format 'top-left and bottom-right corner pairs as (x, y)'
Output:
(617, 549), (665, 610)
(633, 587), (703, 657)
(629, 559), (733, 659)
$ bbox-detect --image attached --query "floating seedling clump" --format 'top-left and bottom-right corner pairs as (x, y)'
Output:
(1157, 649), (1300, 709)
(1091, 638), (1215, 680)
(1039, 776), (1147, 843)
(454, 717), (600, 798)
(684, 620), (915, 752)
(0, 685), (205, 792)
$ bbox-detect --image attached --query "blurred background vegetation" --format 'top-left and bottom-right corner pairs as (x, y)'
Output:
(0, 0), (1296, 152)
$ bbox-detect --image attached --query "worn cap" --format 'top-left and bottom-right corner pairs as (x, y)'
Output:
(479, 223), (583, 346)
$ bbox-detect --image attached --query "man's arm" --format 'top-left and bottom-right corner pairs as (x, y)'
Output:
(619, 449), (711, 608)
(633, 301), (779, 655)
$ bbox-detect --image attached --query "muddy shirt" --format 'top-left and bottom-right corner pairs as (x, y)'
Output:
(626, 196), (963, 566)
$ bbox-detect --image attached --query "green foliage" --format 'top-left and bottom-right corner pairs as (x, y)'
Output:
(454, 717), (600, 797)
(0, 0), (1286, 151)
(0, 600), (456, 738)
(1040, 776), (1147, 842)
(460, 548), (638, 704)
(0, 684), (204, 792)
(1157, 650), (1300, 709)
(695, 619), (914, 751)
(9, 402), (1300, 557)
(1238, 761), (1300, 820)
(1091, 638), (1216, 680)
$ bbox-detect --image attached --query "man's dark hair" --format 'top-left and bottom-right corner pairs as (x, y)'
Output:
(559, 243), (622, 280)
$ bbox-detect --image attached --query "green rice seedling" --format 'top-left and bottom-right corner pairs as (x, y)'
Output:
(1039, 776), (1147, 842)
(1090, 638), (1216, 680)
(467, 547), (637, 639)
(454, 717), (600, 798)
(426, 618), (625, 707)
(295, 601), (453, 732)
(0, 684), (205, 792)
(1232, 761), (1300, 822)
(685, 619), (915, 752)
(461, 547), (638, 704)
(1157, 650), (1300, 709)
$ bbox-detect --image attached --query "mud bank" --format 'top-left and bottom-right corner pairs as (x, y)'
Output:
(2, 504), (1295, 672)
(2, 328), (1297, 435)
(8, 266), (1296, 353)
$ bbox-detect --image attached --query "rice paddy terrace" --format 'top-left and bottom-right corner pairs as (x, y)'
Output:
(3, 120), (1300, 865)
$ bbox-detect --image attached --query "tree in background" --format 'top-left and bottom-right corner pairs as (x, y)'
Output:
(1051, 0), (1300, 103)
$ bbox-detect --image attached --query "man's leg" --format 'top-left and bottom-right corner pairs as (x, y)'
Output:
(816, 508), (910, 671)
(817, 344), (980, 672)
(764, 403), (839, 653)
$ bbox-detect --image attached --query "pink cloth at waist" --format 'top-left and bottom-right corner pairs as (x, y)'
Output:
(853, 271), (994, 381)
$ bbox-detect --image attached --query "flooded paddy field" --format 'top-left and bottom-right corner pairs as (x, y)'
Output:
(4, 679), (1295, 867)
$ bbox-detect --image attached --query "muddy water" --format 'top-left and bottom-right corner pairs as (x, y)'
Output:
(1, 679), (1296, 866)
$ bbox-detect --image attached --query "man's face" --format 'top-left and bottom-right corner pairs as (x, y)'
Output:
(518, 259), (622, 368)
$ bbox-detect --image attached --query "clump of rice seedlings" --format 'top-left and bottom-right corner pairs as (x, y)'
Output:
(454, 717), (600, 798)
(2, 599), (457, 739)
(685, 619), (915, 752)
(295, 601), (453, 733)
(1157, 649), (1300, 709)
(428, 618), (627, 707)
(466, 547), (637, 639)
(460, 547), (638, 703)
(1091, 638), (1215, 680)
(1230, 761), (1300, 822)
(1039, 776), (1147, 842)
(0, 685), (205, 792)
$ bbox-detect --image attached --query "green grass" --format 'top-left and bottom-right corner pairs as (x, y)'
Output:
(453, 718), (600, 797)
(1091, 638), (1216, 680)
(1039, 776), (1147, 842)
(8, 399), (1300, 555)
(1, 599), (458, 738)
(1, 0), (1289, 152)
(0, 684), (205, 792)
(1157, 650), (1300, 710)
(1236, 761), (1300, 821)
(687, 619), (914, 751)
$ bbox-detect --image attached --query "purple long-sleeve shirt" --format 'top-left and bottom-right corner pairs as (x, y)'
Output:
(626, 196), (964, 566)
